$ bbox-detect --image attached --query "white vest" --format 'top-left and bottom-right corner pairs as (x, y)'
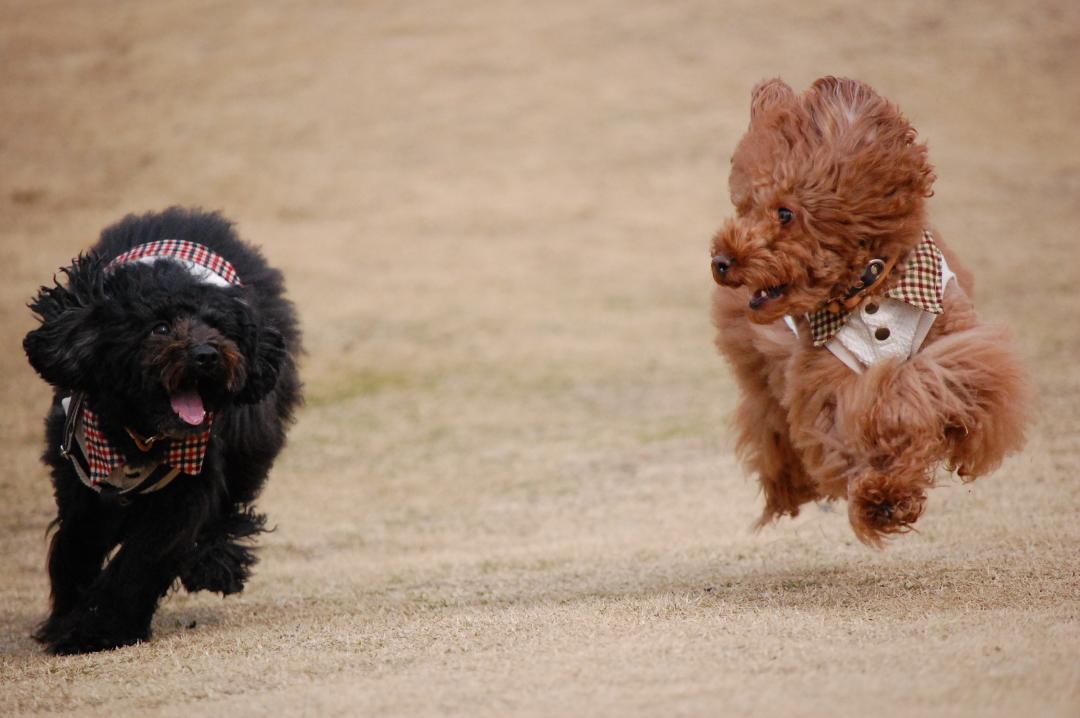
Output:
(785, 254), (955, 373)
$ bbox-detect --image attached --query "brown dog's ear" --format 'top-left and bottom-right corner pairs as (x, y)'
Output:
(806, 76), (936, 249)
(749, 78), (795, 122)
(809, 75), (876, 100)
(803, 76), (885, 141)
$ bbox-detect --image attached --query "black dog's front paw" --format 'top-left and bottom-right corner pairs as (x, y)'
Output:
(180, 540), (257, 596)
(34, 605), (149, 655)
(32, 613), (69, 648)
(180, 510), (266, 596)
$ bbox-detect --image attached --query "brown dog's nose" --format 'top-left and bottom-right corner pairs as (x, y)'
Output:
(711, 254), (734, 284)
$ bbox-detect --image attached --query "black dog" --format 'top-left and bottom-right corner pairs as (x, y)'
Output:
(23, 207), (302, 654)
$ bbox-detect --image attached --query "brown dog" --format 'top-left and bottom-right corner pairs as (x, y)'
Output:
(709, 77), (1032, 545)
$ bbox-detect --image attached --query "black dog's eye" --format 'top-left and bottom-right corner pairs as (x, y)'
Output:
(151, 322), (170, 336)
(778, 207), (794, 225)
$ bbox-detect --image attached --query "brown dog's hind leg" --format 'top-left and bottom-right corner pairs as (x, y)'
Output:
(930, 327), (1033, 482)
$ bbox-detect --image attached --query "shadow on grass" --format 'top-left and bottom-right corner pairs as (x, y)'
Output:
(2, 547), (1066, 660)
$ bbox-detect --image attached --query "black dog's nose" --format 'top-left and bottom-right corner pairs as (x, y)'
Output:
(191, 344), (220, 370)
(711, 254), (734, 283)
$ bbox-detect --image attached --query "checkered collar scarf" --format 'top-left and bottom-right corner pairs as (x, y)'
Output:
(806, 230), (945, 346)
(80, 405), (214, 485)
(109, 239), (243, 287)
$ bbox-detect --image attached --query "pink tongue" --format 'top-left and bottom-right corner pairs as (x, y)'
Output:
(170, 391), (206, 425)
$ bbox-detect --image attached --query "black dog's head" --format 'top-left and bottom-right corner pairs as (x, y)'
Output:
(24, 250), (285, 438)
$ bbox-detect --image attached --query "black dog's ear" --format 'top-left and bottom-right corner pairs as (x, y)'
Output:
(24, 256), (105, 391)
(236, 324), (286, 405)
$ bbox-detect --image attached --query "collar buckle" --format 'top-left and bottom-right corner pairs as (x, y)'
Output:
(125, 426), (168, 452)
(826, 255), (899, 315)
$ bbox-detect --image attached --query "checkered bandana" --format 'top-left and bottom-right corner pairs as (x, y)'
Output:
(82, 405), (214, 485)
(806, 230), (945, 346)
(109, 239), (243, 287)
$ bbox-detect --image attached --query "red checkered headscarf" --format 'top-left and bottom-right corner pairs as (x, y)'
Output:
(109, 239), (243, 287)
(81, 406), (213, 485)
(806, 230), (945, 346)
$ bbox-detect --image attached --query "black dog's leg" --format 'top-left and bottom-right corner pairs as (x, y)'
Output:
(180, 506), (267, 596)
(41, 488), (212, 655)
(179, 410), (279, 596)
(33, 496), (120, 646)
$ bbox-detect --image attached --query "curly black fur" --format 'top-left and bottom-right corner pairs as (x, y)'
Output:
(24, 208), (302, 655)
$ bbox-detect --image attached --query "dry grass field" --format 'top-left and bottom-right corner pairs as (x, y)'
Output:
(2, 1), (1078, 715)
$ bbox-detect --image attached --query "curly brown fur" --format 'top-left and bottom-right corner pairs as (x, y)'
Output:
(710, 77), (1032, 546)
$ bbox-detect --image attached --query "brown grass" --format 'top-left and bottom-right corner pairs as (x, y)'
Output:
(1, 1), (1078, 715)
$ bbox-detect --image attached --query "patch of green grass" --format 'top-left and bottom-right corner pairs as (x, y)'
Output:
(11, 187), (46, 205)
(306, 366), (431, 407)
(636, 420), (708, 444)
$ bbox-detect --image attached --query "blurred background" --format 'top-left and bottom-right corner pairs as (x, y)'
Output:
(2, 1), (1078, 715)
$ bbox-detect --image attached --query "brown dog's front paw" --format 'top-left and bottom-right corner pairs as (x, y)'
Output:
(847, 474), (927, 546)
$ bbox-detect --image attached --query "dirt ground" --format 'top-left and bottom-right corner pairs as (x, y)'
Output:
(2, 1), (1078, 715)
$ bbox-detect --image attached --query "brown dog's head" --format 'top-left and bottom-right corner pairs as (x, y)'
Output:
(710, 77), (935, 323)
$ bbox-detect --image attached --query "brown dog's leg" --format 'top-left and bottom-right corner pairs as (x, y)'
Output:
(838, 330), (1029, 544)
(749, 415), (820, 527)
(834, 357), (944, 544)
(852, 283), (1031, 544)
(712, 288), (819, 522)
(846, 471), (931, 546)
(927, 330), (1032, 481)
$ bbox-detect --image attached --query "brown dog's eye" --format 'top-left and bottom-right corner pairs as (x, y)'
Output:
(151, 322), (170, 336)
(778, 207), (794, 225)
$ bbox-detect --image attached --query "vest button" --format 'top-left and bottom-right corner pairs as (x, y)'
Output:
(875, 327), (891, 341)
(864, 302), (878, 314)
